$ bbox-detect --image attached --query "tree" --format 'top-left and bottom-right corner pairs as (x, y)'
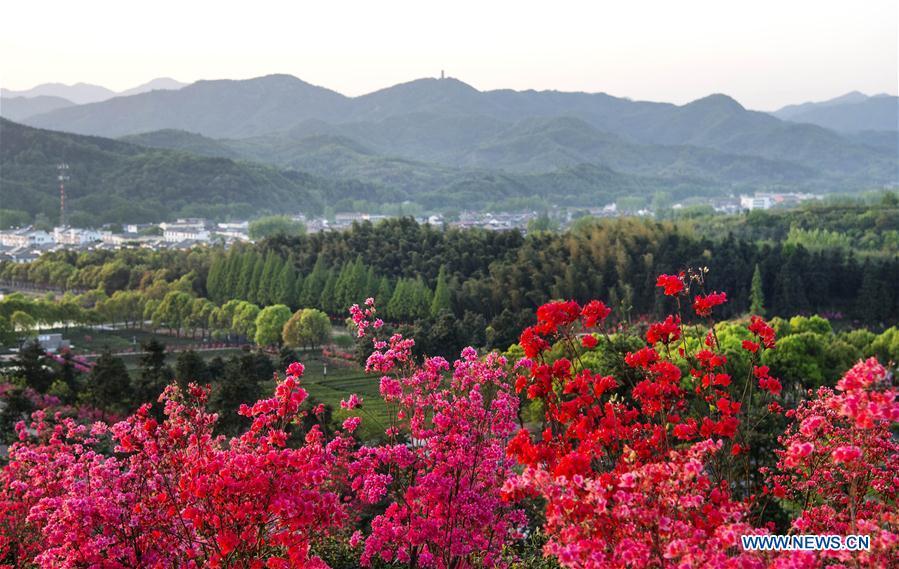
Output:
(10, 310), (36, 343)
(206, 252), (226, 304)
(85, 349), (130, 410)
(187, 297), (216, 339)
(257, 251), (283, 306)
(749, 263), (765, 316)
(15, 340), (53, 393)
(300, 257), (328, 308)
(231, 301), (261, 341)
(0, 316), (14, 346)
(133, 339), (172, 405)
(319, 270), (339, 315)
(174, 350), (208, 387)
(300, 309), (331, 349)
(211, 352), (271, 433)
(273, 259), (298, 308)
(254, 304), (292, 346)
(387, 279), (414, 321)
(282, 308), (331, 350)
(248, 215), (306, 240)
(282, 309), (307, 349)
(152, 291), (193, 336)
(430, 266), (451, 316)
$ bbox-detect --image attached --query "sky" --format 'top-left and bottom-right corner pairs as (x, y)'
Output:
(1, 0), (896, 110)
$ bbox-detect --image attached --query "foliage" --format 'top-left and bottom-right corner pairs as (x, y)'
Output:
(248, 215), (306, 240)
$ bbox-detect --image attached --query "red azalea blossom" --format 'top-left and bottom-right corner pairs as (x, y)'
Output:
(580, 300), (611, 327)
(535, 300), (581, 335)
(692, 291), (727, 317)
(646, 315), (681, 344)
(655, 273), (685, 296)
(748, 315), (776, 349)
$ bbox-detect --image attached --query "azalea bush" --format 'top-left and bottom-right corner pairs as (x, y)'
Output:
(504, 270), (898, 568)
(0, 370), (358, 568)
(1, 272), (897, 568)
(348, 300), (525, 568)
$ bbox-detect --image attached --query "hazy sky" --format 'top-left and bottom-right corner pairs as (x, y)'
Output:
(2, 0), (896, 110)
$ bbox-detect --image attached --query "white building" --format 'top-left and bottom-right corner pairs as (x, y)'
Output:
(160, 218), (211, 243)
(0, 228), (54, 247)
(740, 195), (774, 211)
(53, 227), (102, 245)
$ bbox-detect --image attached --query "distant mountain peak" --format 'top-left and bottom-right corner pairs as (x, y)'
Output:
(118, 77), (186, 97)
(686, 93), (745, 111)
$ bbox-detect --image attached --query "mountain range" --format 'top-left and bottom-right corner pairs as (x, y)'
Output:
(2, 117), (713, 225)
(1, 74), (896, 225)
(773, 92), (898, 133)
(0, 77), (186, 115)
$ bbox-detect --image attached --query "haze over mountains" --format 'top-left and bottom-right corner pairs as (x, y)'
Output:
(1, 74), (896, 225)
(1, 77), (186, 104)
(0, 77), (187, 120)
(772, 92), (898, 133)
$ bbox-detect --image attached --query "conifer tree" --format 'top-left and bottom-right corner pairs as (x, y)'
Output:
(319, 270), (339, 315)
(365, 266), (378, 297)
(300, 257), (327, 308)
(387, 278), (411, 321)
(206, 253), (225, 304)
(236, 252), (258, 301)
(333, 260), (353, 311)
(750, 263), (765, 316)
(247, 254), (266, 305)
(274, 260), (298, 308)
(223, 250), (241, 299)
(257, 251), (283, 306)
(430, 266), (451, 316)
(376, 276), (394, 306)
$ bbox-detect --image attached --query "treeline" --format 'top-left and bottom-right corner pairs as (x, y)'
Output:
(684, 194), (899, 256)
(206, 250), (451, 322)
(0, 247), (213, 296)
(4, 215), (899, 353)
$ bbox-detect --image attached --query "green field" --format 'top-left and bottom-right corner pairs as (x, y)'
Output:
(292, 357), (391, 441)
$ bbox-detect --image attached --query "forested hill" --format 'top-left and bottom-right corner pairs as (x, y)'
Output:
(0, 118), (336, 224)
(2, 118), (733, 225)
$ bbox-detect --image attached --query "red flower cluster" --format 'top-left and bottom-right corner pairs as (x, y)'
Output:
(655, 273), (685, 296)
(748, 315), (776, 349)
(692, 291), (727, 317)
(646, 315), (681, 344)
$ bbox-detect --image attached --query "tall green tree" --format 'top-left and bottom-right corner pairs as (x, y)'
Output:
(86, 349), (130, 411)
(174, 350), (209, 387)
(133, 339), (172, 405)
(319, 270), (339, 315)
(16, 340), (53, 392)
(273, 258), (298, 308)
(257, 251), (283, 306)
(299, 257), (328, 308)
(430, 266), (451, 316)
(749, 263), (765, 316)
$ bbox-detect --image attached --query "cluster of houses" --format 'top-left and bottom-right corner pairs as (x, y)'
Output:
(0, 218), (250, 264)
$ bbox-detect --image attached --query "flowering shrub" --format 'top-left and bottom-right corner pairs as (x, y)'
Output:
(348, 300), (525, 568)
(763, 358), (899, 566)
(1, 275), (897, 568)
(505, 271), (783, 567)
(0, 366), (357, 568)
